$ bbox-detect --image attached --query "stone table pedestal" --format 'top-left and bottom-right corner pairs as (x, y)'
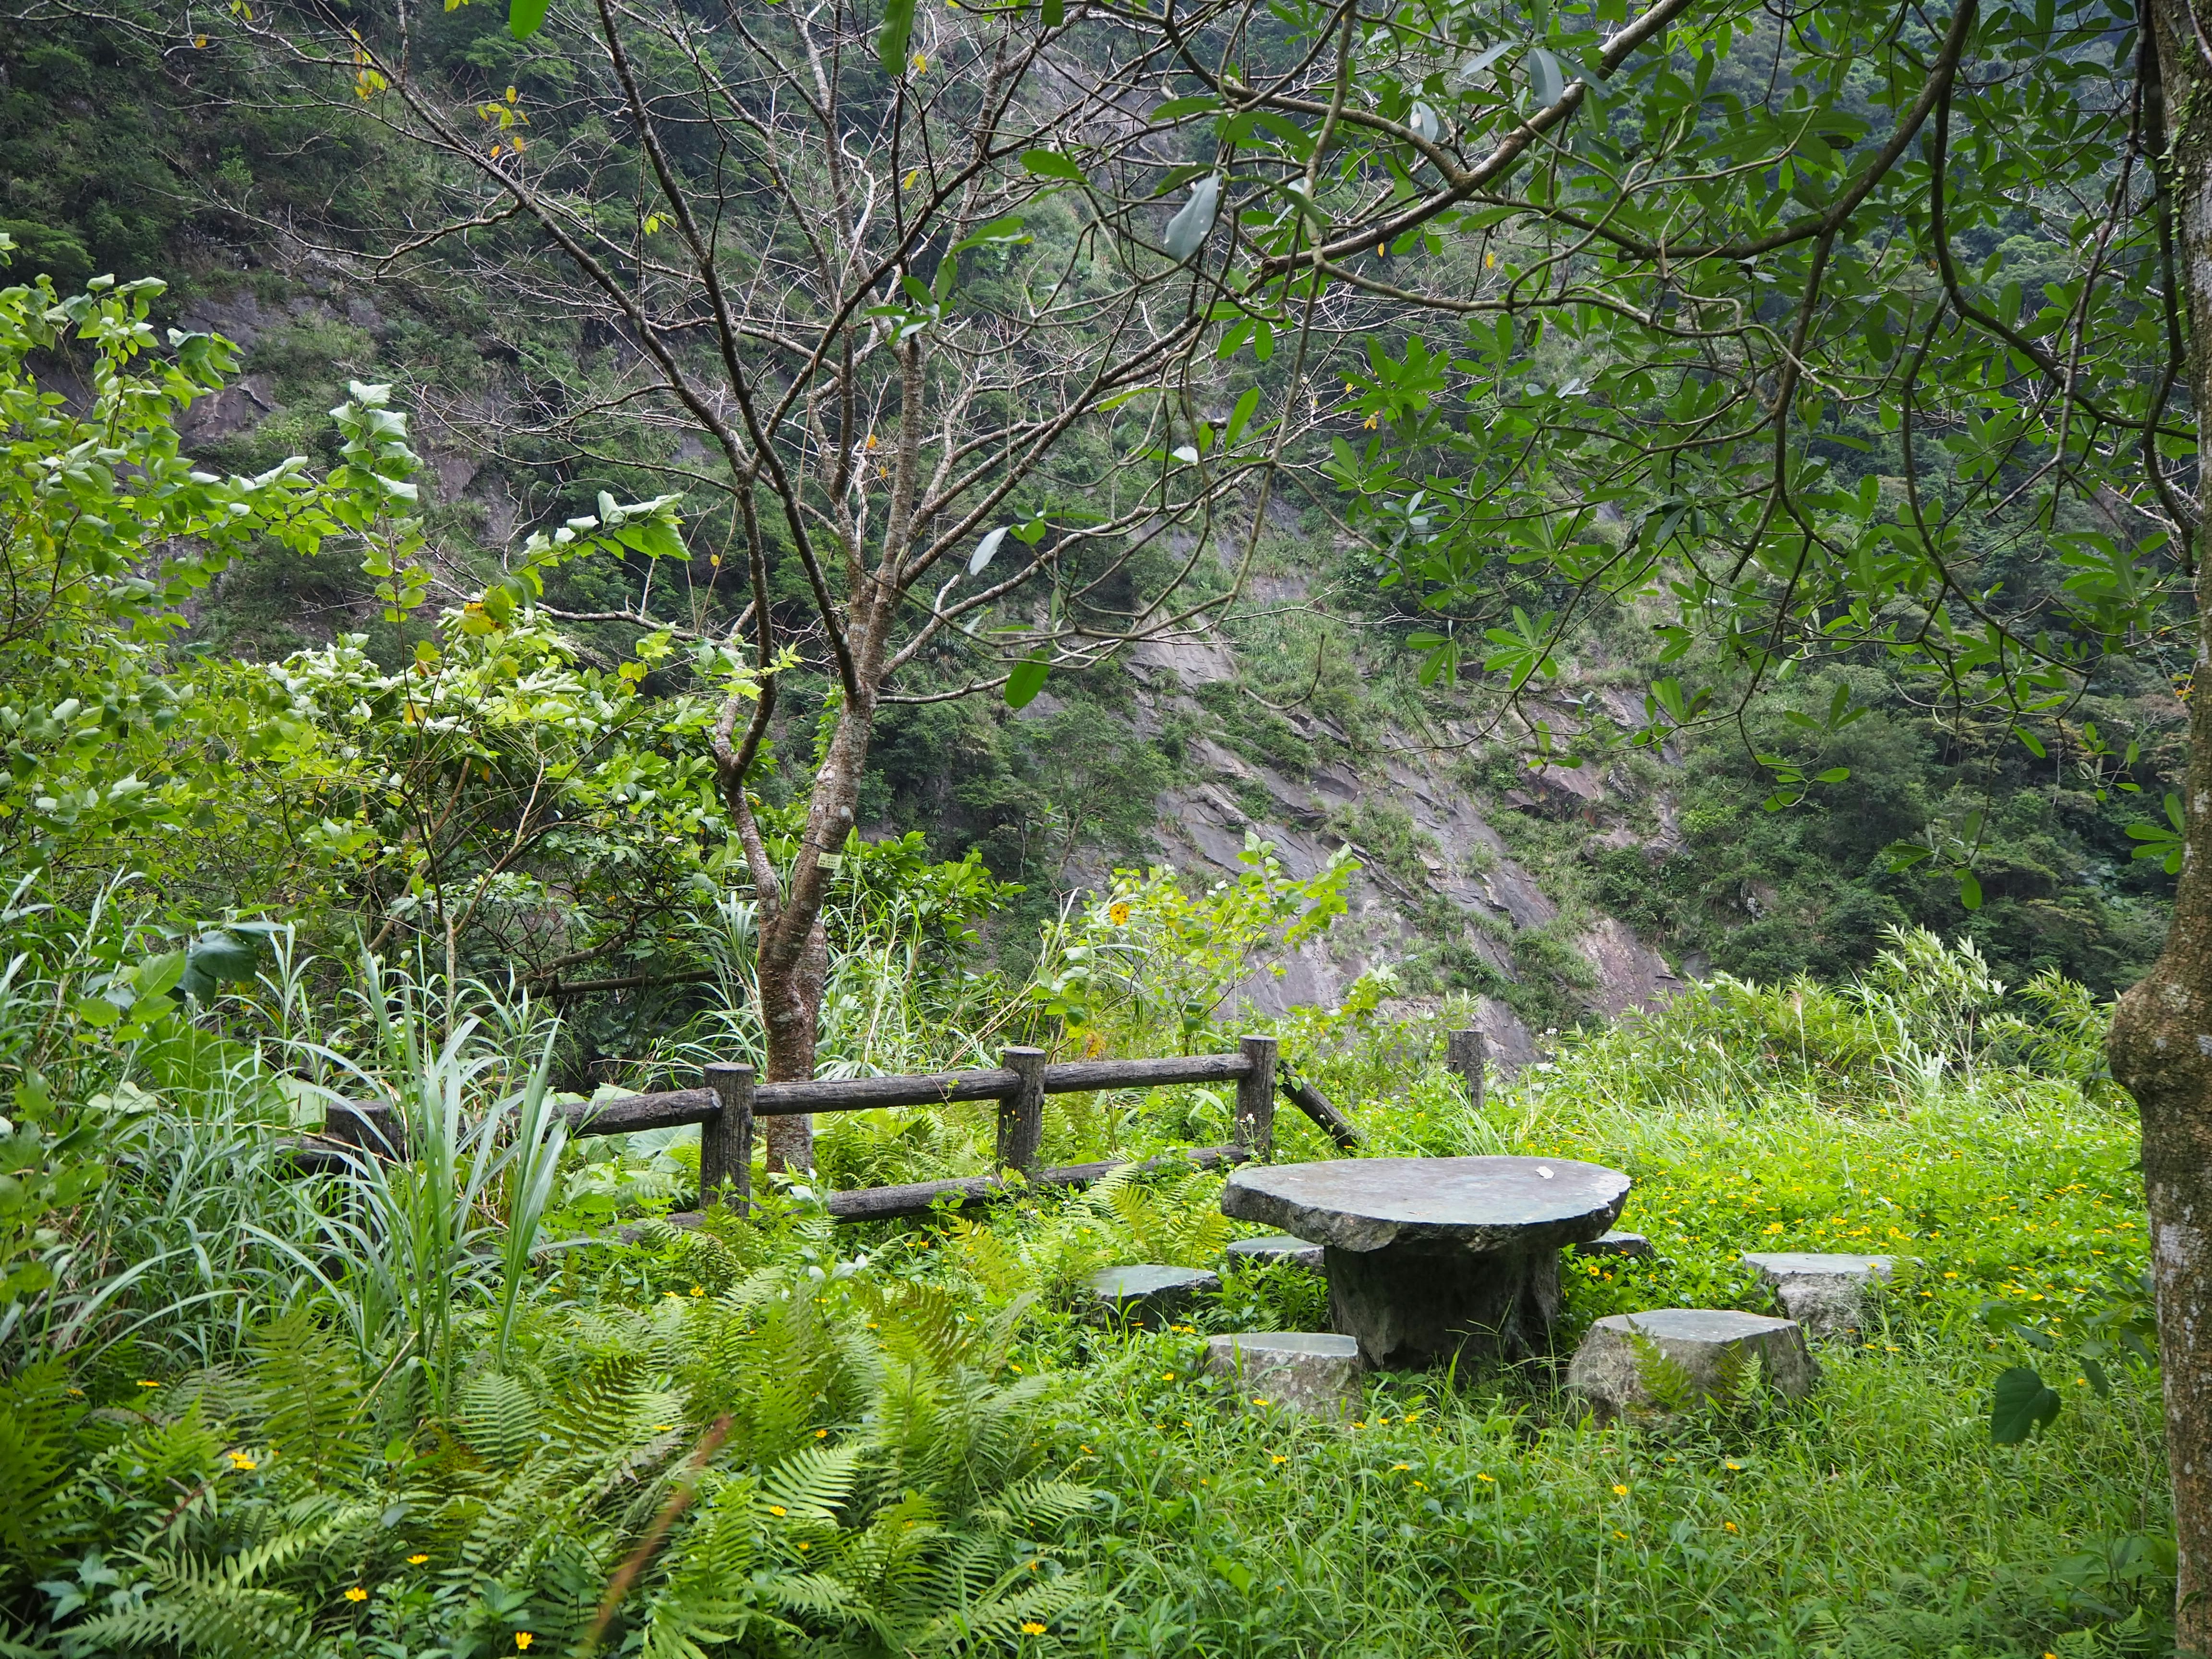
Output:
(1221, 1157), (1632, 1369)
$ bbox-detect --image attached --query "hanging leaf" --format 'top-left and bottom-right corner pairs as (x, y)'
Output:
(508, 0), (549, 39)
(1043, 0), (1064, 24)
(1989, 1366), (2061, 1443)
(1408, 102), (1440, 144)
(878, 0), (918, 76)
(1021, 149), (1086, 182)
(1526, 46), (1565, 108)
(969, 526), (1009, 577)
(177, 931), (263, 1000)
(1455, 40), (1515, 83)
(1163, 176), (1221, 263)
(1005, 652), (1050, 709)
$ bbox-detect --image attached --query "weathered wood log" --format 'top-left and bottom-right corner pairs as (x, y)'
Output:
(1278, 1070), (1361, 1149)
(1235, 1035), (1277, 1158)
(562, 1088), (720, 1135)
(1447, 1027), (1487, 1110)
(996, 1047), (1047, 1174)
(701, 1063), (755, 1209)
(752, 1068), (1022, 1115)
(1038, 1052), (1254, 1094)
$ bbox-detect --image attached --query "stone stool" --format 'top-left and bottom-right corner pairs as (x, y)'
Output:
(1567, 1309), (1817, 1417)
(1741, 1252), (1896, 1341)
(1205, 1331), (1362, 1418)
(1226, 1234), (1324, 1269)
(1573, 1230), (1653, 1259)
(1086, 1264), (1219, 1329)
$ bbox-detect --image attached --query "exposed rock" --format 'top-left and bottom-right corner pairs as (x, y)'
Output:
(1567, 1309), (1818, 1417)
(176, 373), (275, 445)
(1575, 917), (1684, 1017)
(1742, 1252), (1897, 1341)
(1226, 1233), (1323, 1269)
(1085, 1264), (1219, 1328)
(1128, 629), (1236, 687)
(1205, 1331), (1361, 1417)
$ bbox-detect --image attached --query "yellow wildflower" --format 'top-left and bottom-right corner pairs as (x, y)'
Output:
(345, 1587), (368, 1602)
(1612, 1484), (1628, 1496)
(408, 1554), (430, 1564)
(1022, 1624), (1048, 1636)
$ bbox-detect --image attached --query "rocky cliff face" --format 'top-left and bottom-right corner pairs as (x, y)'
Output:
(1064, 613), (1685, 1068)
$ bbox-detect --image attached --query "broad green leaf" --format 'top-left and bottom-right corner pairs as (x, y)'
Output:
(1005, 653), (1050, 709)
(1526, 47), (1564, 108)
(508, 0), (549, 40)
(1022, 150), (1085, 182)
(878, 0), (918, 76)
(1225, 387), (1261, 445)
(1989, 1366), (2061, 1443)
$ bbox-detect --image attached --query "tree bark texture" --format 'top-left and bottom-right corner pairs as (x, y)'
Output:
(2108, 9), (2211, 1647)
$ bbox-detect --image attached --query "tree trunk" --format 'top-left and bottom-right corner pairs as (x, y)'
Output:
(2107, 10), (2212, 1648)
(757, 914), (829, 1172)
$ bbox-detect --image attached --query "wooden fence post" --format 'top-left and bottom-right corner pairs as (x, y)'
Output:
(1236, 1034), (1278, 1160)
(997, 1047), (1047, 1176)
(702, 1062), (755, 1210)
(1447, 1027), (1486, 1111)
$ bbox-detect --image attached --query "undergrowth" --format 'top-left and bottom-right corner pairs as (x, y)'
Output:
(0, 898), (2170, 1657)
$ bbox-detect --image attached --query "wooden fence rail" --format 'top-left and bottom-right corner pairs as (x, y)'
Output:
(297, 1034), (1376, 1225)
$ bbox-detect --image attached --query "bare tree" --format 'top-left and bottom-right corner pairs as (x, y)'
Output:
(191, 0), (1333, 1167)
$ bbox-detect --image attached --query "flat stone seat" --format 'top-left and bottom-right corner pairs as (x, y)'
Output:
(1226, 1234), (1325, 1269)
(1221, 1156), (1631, 1369)
(1568, 1308), (1818, 1417)
(1205, 1331), (1361, 1417)
(1086, 1264), (1219, 1328)
(1742, 1252), (1896, 1340)
(1573, 1230), (1652, 1259)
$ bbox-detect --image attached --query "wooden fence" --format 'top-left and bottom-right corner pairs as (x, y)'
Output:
(289, 1030), (1449, 1225)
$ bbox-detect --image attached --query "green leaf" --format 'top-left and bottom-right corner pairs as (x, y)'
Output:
(1526, 47), (1564, 108)
(1813, 767), (1850, 783)
(1005, 653), (1050, 709)
(134, 949), (189, 1001)
(1990, 1366), (2061, 1443)
(1022, 149), (1085, 182)
(508, 0), (549, 40)
(1959, 872), (1983, 911)
(1043, 0), (1063, 23)
(1225, 387), (1261, 446)
(878, 0), (918, 75)
(178, 931), (261, 1000)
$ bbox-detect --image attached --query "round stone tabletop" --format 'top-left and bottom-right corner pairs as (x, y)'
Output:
(1220, 1156), (1631, 1254)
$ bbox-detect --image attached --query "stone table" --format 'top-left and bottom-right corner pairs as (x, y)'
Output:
(1220, 1157), (1632, 1368)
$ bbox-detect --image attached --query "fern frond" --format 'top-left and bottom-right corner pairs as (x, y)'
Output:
(759, 1445), (863, 1523)
(457, 1369), (543, 1469)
